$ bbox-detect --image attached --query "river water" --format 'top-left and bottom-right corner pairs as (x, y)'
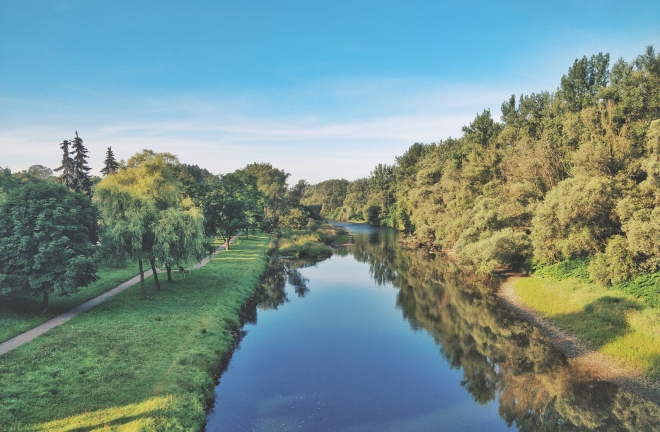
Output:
(205, 223), (660, 431)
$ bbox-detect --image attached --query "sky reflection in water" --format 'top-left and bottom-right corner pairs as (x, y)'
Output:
(206, 223), (660, 431)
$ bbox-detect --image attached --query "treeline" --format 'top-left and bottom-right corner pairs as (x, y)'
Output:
(303, 46), (660, 284)
(0, 137), (322, 311)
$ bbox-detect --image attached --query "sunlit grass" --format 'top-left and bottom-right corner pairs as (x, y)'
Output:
(513, 277), (660, 379)
(0, 263), (138, 342)
(0, 234), (270, 430)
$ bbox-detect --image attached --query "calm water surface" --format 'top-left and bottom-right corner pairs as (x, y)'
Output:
(206, 223), (660, 431)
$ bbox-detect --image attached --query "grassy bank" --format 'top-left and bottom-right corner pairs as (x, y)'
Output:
(269, 224), (345, 259)
(513, 274), (660, 379)
(0, 234), (269, 431)
(0, 263), (138, 343)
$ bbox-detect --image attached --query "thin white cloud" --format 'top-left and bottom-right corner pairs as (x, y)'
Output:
(0, 78), (512, 183)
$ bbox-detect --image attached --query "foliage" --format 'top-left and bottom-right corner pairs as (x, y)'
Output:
(303, 46), (660, 284)
(533, 257), (591, 281)
(531, 176), (618, 263)
(300, 179), (349, 217)
(100, 146), (119, 177)
(0, 182), (99, 312)
(272, 226), (337, 259)
(0, 235), (270, 430)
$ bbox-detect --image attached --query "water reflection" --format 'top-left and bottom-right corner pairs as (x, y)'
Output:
(336, 224), (660, 431)
(254, 259), (314, 311)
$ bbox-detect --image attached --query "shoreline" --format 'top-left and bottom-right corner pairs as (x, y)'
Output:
(497, 276), (660, 405)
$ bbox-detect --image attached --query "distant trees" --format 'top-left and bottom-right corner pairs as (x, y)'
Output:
(100, 146), (120, 177)
(300, 45), (660, 282)
(0, 182), (99, 312)
(54, 132), (92, 196)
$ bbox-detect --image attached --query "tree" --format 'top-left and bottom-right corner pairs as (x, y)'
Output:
(27, 165), (53, 180)
(204, 173), (250, 250)
(100, 146), (120, 177)
(0, 182), (99, 312)
(559, 53), (610, 112)
(54, 139), (74, 189)
(70, 131), (93, 197)
(239, 163), (289, 229)
(531, 176), (618, 263)
(96, 150), (186, 296)
(153, 207), (207, 282)
(96, 187), (157, 299)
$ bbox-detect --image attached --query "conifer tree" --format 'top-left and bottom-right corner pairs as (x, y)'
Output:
(70, 131), (92, 197)
(54, 139), (74, 189)
(100, 146), (120, 177)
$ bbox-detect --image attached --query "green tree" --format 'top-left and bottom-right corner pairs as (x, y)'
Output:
(54, 139), (74, 189)
(153, 207), (207, 282)
(531, 176), (618, 263)
(239, 163), (289, 229)
(96, 150), (185, 296)
(559, 53), (610, 112)
(100, 146), (120, 177)
(0, 182), (99, 312)
(27, 165), (53, 180)
(205, 173), (250, 250)
(70, 131), (93, 197)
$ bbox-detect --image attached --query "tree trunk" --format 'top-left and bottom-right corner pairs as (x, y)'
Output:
(150, 258), (161, 291)
(139, 259), (146, 300)
(166, 263), (172, 283)
(246, 228), (249, 239)
(225, 237), (230, 251)
(41, 291), (49, 314)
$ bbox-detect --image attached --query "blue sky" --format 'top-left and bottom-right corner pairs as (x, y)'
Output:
(1, 1), (659, 183)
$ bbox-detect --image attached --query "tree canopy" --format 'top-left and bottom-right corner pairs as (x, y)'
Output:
(0, 182), (99, 312)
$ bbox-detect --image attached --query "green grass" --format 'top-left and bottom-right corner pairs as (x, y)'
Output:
(0, 263), (139, 343)
(273, 224), (343, 259)
(0, 234), (270, 431)
(513, 276), (660, 379)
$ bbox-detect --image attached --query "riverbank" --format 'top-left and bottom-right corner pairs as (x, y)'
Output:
(268, 224), (346, 259)
(499, 276), (660, 404)
(0, 234), (269, 431)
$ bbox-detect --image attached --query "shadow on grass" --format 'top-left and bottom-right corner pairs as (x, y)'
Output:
(18, 396), (171, 432)
(553, 296), (642, 350)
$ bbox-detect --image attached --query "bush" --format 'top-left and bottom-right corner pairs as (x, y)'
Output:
(534, 256), (591, 281)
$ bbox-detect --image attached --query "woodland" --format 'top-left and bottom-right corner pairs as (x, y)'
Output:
(302, 46), (660, 287)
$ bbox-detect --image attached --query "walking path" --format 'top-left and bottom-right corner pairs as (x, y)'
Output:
(498, 276), (660, 404)
(0, 238), (237, 357)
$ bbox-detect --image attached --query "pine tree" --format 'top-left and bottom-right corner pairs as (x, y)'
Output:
(70, 131), (92, 197)
(54, 139), (74, 189)
(100, 146), (120, 177)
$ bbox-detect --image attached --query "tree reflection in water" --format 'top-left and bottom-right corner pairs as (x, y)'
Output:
(336, 226), (660, 431)
(253, 259), (313, 312)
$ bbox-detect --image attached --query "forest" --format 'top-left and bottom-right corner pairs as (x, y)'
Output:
(302, 46), (660, 286)
(0, 142), (326, 312)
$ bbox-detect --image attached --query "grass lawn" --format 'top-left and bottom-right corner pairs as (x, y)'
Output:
(0, 263), (139, 343)
(0, 234), (269, 431)
(513, 276), (660, 379)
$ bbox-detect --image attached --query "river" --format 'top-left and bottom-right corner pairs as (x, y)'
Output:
(205, 223), (660, 431)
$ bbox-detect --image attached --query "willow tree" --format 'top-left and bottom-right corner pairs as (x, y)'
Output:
(153, 206), (206, 282)
(96, 150), (197, 296)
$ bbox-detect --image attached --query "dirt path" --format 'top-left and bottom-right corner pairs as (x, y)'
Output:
(0, 238), (238, 357)
(498, 276), (660, 404)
